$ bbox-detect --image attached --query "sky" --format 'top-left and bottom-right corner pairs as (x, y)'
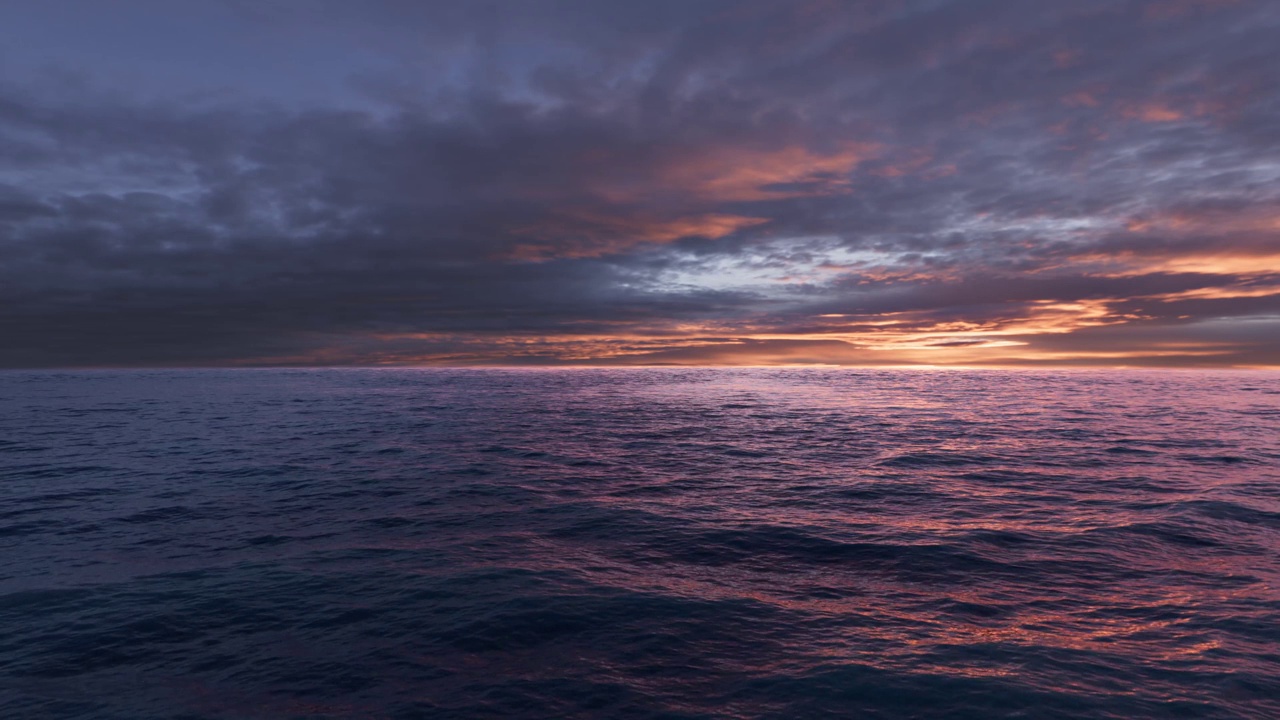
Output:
(1, 0), (1278, 368)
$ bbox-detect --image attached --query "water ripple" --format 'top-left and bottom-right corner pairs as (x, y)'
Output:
(1, 368), (1278, 719)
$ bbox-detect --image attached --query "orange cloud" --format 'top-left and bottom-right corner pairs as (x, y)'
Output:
(1083, 208), (1280, 275)
(1127, 253), (1280, 276)
(787, 299), (1133, 352)
(654, 142), (877, 202)
(507, 210), (769, 260)
(1121, 102), (1185, 123)
(338, 286), (1270, 368)
(1073, 249), (1280, 277)
(1139, 284), (1280, 301)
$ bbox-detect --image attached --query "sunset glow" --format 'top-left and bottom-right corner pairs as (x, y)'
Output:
(4, 4), (1280, 717)
(1, 0), (1278, 368)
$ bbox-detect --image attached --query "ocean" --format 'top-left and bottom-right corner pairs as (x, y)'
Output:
(1, 369), (1278, 719)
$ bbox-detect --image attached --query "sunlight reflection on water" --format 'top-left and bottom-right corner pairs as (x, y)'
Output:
(1, 369), (1278, 718)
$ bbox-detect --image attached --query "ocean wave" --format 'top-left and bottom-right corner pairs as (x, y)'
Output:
(1, 368), (1278, 718)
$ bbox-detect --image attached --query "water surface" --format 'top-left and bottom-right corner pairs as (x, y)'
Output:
(2, 369), (1278, 718)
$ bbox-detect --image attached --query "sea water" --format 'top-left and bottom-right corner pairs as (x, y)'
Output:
(2, 369), (1278, 718)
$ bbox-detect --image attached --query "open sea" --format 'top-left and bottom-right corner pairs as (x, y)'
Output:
(1, 368), (1278, 719)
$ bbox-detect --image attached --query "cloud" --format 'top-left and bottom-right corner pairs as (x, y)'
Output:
(0, 0), (1277, 367)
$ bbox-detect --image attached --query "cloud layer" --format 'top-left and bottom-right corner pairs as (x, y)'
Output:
(2, 0), (1278, 367)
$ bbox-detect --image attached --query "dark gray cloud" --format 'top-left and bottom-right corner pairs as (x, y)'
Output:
(1, 0), (1278, 367)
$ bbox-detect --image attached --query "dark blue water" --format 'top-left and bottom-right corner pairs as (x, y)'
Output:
(2, 369), (1278, 719)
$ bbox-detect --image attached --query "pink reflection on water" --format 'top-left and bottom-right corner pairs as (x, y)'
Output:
(368, 369), (1280, 702)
